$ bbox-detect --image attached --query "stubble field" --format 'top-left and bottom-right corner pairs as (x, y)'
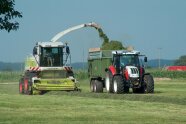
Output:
(0, 78), (186, 124)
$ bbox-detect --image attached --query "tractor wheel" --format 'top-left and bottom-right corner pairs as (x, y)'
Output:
(90, 80), (95, 92)
(113, 75), (124, 94)
(19, 82), (23, 94)
(105, 71), (113, 93)
(94, 80), (103, 93)
(144, 74), (154, 93)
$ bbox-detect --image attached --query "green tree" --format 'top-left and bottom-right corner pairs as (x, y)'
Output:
(174, 55), (186, 66)
(0, 0), (22, 32)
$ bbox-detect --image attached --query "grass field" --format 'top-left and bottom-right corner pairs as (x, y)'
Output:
(0, 79), (186, 124)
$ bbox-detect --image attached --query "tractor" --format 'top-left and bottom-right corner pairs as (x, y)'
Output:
(88, 48), (154, 94)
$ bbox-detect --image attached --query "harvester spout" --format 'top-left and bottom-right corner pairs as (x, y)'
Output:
(51, 22), (101, 42)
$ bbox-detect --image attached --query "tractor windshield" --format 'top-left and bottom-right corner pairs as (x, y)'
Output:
(120, 54), (140, 67)
(40, 47), (63, 67)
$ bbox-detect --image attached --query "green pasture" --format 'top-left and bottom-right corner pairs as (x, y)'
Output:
(0, 78), (186, 124)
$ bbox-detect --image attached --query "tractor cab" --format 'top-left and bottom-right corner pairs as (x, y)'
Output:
(33, 42), (71, 67)
(112, 50), (147, 69)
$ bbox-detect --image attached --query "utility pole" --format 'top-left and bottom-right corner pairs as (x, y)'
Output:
(158, 48), (162, 69)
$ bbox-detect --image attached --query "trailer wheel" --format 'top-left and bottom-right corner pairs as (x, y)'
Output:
(113, 75), (124, 94)
(144, 74), (154, 93)
(94, 80), (103, 93)
(105, 71), (113, 93)
(19, 82), (23, 94)
(90, 80), (95, 92)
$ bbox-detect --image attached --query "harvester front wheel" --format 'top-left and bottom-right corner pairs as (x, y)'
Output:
(24, 79), (29, 94)
(94, 80), (103, 93)
(19, 82), (23, 94)
(113, 75), (124, 94)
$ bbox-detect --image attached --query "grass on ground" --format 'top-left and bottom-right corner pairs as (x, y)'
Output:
(0, 79), (186, 124)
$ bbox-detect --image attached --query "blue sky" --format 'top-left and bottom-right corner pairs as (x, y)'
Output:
(1, 0), (186, 63)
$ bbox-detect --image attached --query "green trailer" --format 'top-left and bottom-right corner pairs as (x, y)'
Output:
(88, 48), (154, 94)
(88, 49), (112, 78)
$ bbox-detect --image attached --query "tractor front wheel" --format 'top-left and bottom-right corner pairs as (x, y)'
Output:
(113, 75), (124, 94)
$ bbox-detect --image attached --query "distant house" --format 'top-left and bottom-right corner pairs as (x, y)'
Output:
(165, 66), (186, 71)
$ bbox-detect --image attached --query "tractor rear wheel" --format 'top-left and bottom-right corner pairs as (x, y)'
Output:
(94, 80), (103, 93)
(144, 74), (154, 93)
(113, 75), (124, 94)
(105, 71), (113, 93)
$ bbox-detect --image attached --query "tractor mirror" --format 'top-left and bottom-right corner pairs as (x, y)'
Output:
(144, 57), (147, 62)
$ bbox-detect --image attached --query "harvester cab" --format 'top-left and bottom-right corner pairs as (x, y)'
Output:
(20, 41), (78, 95)
(32, 41), (70, 67)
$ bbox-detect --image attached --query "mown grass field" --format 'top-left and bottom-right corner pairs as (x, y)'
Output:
(0, 78), (186, 124)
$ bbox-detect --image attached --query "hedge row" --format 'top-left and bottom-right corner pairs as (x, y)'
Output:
(147, 69), (186, 79)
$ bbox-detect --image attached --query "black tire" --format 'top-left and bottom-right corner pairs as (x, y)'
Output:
(90, 80), (95, 92)
(113, 75), (124, 94)
(24, 79), (33, 95)
(24, 79), (29, 94)
(94, 80), (103, 93)
(144, 74), (154, 93)
(105, 71), (113, 93)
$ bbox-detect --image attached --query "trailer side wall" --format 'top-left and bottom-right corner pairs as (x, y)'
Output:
(88, 50), (112, 79)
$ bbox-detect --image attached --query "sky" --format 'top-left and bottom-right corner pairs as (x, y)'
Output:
(1, 0), (186, 63)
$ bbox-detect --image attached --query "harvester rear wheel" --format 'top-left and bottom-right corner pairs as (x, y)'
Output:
(113, 75), (124, 94)
(94, 80), (103, 93)
(105, 71), (113, 93)
(144, 74), (154, 93)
